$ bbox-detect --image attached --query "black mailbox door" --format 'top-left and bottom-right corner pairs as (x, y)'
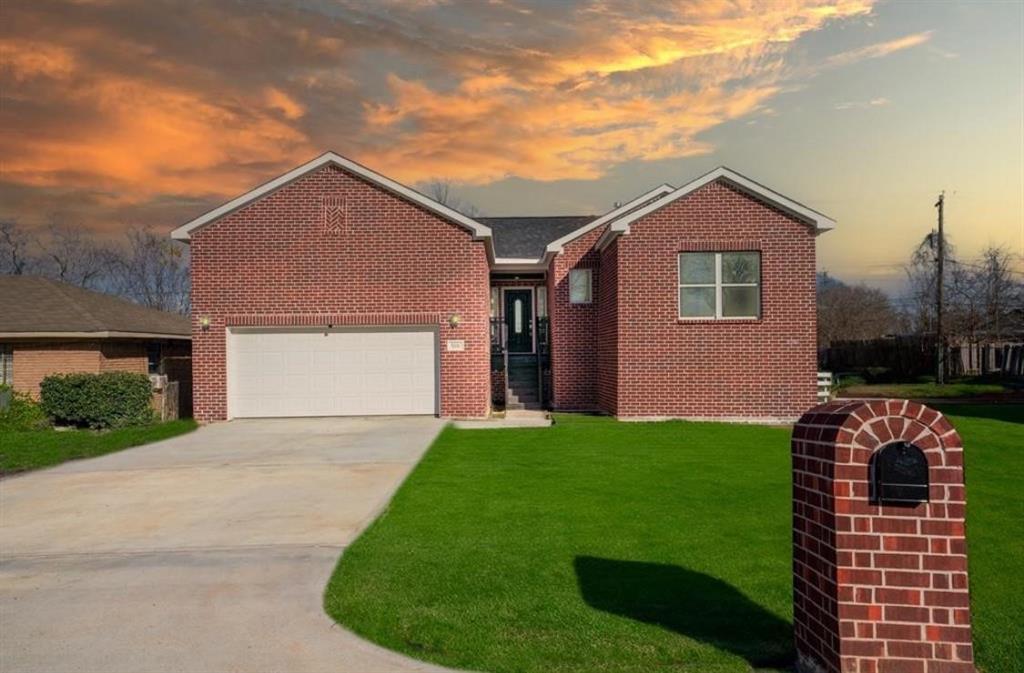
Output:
(872, 441), (930, 504)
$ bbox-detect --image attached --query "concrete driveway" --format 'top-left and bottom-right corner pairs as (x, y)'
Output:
(0, 417), (455, 673)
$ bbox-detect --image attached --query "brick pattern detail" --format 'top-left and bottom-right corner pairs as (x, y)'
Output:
(190, 164), (490, 421)
(609, 180), (817, 419)
(322, 195), (346, 234)
(792, 399), (974, 673)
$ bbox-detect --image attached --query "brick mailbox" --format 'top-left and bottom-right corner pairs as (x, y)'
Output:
(792, 399), (974, 673)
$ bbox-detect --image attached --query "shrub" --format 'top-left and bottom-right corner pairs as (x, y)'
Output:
(0, 384), (50, 431)
(39, 372), (154, 429)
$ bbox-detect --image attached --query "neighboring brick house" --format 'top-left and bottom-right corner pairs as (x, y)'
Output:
(172, 152), (834, 423)
(0, 276), (191, 404)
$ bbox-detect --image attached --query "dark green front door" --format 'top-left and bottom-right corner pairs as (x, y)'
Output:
(504, 289), (533, 353)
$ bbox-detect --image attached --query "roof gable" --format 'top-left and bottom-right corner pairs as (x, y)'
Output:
(170, 152), (493, 244)
(596, 167), (835, 250)
(544, 183), (675, 255)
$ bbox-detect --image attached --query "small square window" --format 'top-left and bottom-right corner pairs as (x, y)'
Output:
(569, 268), (592, 304)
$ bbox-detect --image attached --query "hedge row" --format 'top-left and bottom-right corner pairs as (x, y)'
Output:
(39, 372), (154, 429)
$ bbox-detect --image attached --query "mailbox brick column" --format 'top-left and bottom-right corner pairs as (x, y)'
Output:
(792, 399), (974, 673)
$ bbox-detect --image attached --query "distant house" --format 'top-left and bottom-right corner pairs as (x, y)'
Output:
(172, 151), (834, 423)
(0, 276), (191, 399)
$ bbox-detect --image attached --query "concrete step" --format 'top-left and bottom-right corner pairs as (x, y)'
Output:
(504, 401), (543, 411)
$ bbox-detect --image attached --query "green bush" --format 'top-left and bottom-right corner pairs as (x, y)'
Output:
(0, 384), (50, 431)
(39, 372), (154, 429)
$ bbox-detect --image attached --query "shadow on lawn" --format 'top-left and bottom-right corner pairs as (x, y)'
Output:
(574, 556), (793, 669)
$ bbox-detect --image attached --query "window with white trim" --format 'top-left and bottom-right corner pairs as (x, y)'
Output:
(0, 344), (12, 386)
(678, 251), (760, 319)
(569, 268), (592, 304)
(490, 287), (500, 317)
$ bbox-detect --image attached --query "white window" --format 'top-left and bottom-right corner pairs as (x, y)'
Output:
(537, 287), (548, 317)
(569, 268), (593, 304)
(678, 251), (760, 319)
(490, 287), (500, 317)
(0, 344), (12, 385)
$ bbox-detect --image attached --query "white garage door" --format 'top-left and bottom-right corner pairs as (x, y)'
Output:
(228, 327), (437, 418)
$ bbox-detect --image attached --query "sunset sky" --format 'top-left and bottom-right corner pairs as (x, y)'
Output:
(2, 0), (1021, 296)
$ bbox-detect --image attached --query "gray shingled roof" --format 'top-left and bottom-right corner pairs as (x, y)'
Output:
(478, 216), (597, 259)
(0, 276), (190, 338)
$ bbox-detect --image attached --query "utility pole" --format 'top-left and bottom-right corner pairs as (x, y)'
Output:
(935, 192), (945, 385)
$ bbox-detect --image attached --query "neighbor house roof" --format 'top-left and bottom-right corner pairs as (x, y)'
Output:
(0, 276), (190, 339)
(480, 216), (597, 259)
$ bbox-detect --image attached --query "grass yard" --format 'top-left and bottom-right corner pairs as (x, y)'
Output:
(325, 406), (1023, 673)
(0, 419), (197, 476)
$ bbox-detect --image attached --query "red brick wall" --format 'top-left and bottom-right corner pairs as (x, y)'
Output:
(189, 164), (490, 421)
(596, 240), (619, 414)
(7, 340), (102, 397)
(611, 180), (817, 420)
(792, 399), (974, 673)
(99, 341), (148, 374)
(548, 226), (605, 410)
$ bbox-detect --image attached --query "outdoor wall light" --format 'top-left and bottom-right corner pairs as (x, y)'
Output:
(199, 316), (211, 331)
(448, 314), (462, 328)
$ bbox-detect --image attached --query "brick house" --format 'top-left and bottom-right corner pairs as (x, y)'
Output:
(0, 276), (191, 400)
(172, 152), (834, 423)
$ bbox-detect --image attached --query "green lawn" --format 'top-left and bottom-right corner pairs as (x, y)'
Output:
(325, 406), (1022, 673)
(0, 419), (198, 476)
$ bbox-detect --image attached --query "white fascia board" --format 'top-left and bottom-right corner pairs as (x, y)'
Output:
(170, 152), (494, 246)
(544, 183), (675, 255)
(596, 167), (837, 251)
(492, 257), (549, 273)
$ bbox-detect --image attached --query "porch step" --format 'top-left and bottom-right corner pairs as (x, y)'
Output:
(505, 400), (543, 410)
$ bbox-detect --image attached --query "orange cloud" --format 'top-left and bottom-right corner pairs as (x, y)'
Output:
(0, 35), (316, 203)
(825, 31), (933, 68)
(357, 0), (875, 183)
(0, 39), (76, 81)
(2, 0), (908, 227)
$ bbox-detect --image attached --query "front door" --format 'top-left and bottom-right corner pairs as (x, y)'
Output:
(504, 289), (533, 353)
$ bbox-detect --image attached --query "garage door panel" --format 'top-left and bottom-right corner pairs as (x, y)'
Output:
(229, 328), (437, 418)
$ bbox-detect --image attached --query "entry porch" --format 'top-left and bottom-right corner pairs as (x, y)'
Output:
(489, 274), (550, 410)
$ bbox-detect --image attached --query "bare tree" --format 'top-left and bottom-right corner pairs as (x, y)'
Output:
(108, 227), (190, 314)
(422, 178), (481, 217)
(974, 246), (1022, 340)
(817, 274), (898, 347)
(0, 220), (36, 275)
(36, 223), (113, 289)
(903, 231), (959, 336)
